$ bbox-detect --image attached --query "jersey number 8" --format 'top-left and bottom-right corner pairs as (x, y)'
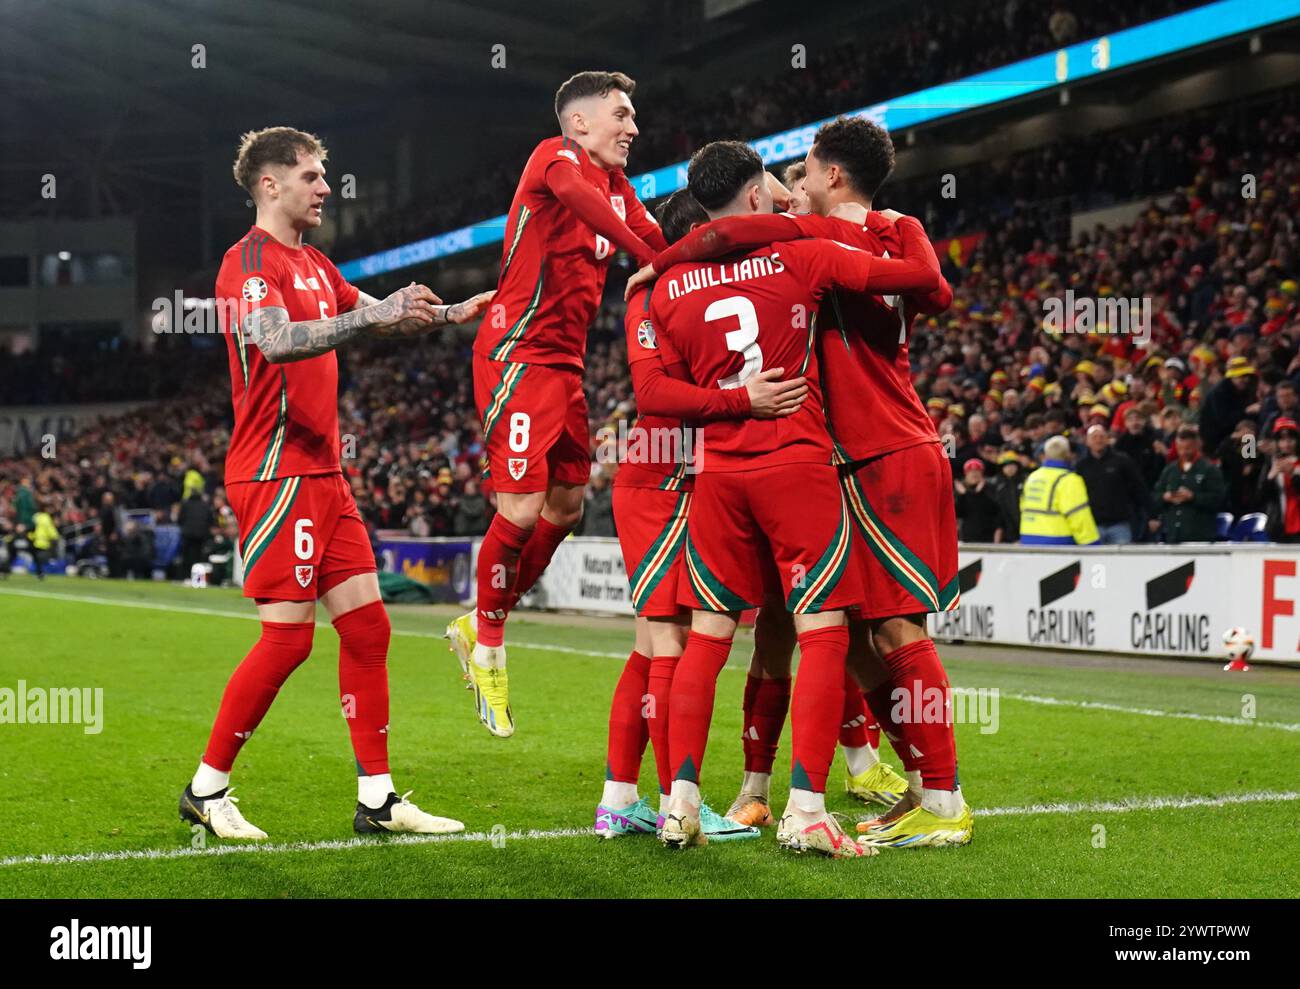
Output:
(508, 412), (531, 453)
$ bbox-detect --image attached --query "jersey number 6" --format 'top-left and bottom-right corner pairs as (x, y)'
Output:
(706, 296), (763, 389)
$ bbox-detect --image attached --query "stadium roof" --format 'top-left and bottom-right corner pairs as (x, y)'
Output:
(0, 0), (643, 146)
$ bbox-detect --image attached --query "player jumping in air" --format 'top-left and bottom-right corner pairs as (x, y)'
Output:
(180, 127), (492, 840)
(446, 71), (668, 738)
(596, 188), (809, 841)
(633, 117), (973, 848)
(646, 141), (943, 858)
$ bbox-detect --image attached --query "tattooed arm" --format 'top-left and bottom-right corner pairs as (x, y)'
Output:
(243, 283), (442, 364)
(358, 289), (497, 337)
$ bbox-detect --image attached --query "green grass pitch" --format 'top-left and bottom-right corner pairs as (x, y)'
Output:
(1, 575), (1297, 898)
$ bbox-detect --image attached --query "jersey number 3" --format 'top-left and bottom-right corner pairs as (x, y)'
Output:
(706, 296), (763, 390)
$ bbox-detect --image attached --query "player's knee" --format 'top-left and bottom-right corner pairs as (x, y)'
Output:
(257, 621), (315, 683)
(334, 601), (391, 664)
(549, 503), (583, 530)
(754, 605), (796, 671)
(497, 491), (546, 529)
(871, 614), (928, 656)
(647, 615), (688, 657)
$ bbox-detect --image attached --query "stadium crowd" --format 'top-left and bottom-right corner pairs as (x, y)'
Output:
(330, 0), (1204, 262)
(2, 85), (1298, 574)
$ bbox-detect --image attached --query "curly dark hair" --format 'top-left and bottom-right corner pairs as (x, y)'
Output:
(810, 115), (895, 199)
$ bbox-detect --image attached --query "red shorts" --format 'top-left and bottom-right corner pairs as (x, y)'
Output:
(613, 483), (692, 618)
(228, 473), (375, 602)
(473, 355), (591, 493)
(678, 462), (860, 614)
(839, 441), (960, 619)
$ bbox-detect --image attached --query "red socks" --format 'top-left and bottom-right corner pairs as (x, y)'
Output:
(334, 601), (392, 776)
(878, 638), (958, 790)
(476, 515), (573, 647)
(203, 621), (315, 772)
(646, 655), (678, 795)
(789, 625), (848, 793)
(606, 651), (651, 784)
(476, 514), (532, 647)
(742, 674), (791, 774)
(839, 672), (872, 749)
(866, 722), (881, 749)
(513, 516), (572, 605)
(668, 631), (733, 784)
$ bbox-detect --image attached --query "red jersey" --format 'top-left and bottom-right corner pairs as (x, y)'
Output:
(617, 288), (692, 492)
(649, 238), (879, 473)
(789, 213), (939, 463)
(476, 136), (663, 370)
(216, 226), (359, 485)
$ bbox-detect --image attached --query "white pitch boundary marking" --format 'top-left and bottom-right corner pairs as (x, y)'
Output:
(0, 586), (631, 657)
(967, 789), (1298, 818)
(3, 587), (1299, 733)
(1, 790), (1294, 870)
(952, 687), (1300, 733)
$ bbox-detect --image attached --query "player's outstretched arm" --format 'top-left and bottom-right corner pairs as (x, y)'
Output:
(243, 283), (442, 363)
(622, 212), (806, 301)
(653, 214), (804, 273)
(815, 215), (944, 296)
(546, 166), (657, 265)
(873, 209), (952, 314)
(361, 289), (496, 337)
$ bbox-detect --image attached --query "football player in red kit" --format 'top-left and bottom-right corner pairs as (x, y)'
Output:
(181, 127), (492, 840)
(597, 189), (808, 840)
(648, 141), (943, 858)
(447, 71), (668, 738)
(634, 117), (972, 848)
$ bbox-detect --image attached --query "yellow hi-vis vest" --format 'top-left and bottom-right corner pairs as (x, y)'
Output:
(1019, 462), (1099, 546)
(31, 511), (60, 551)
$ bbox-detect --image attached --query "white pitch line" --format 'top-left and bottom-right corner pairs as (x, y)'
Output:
(0, 827), (593, 869)
(968, 789), (1298, 818)
(4, 587), (1299, 730)
(2, 790), (1295, 870)
(0, 586), (628, 656)
(953, 688), (1300, 733)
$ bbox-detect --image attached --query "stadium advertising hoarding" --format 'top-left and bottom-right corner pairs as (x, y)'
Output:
(375, 535), (474, 603)
(517, 537), (630, 614)
(337, 0), (1300, 280)
(930, 545), (1300, 665)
